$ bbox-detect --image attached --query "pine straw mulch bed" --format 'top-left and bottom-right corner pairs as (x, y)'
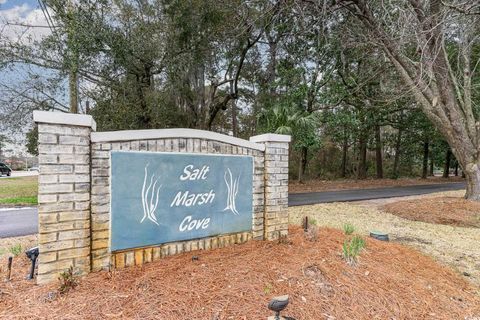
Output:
(382, 196), (480, 228)
(289, 199), (480, 288)
(1, 227), (479, 320)
(289, 177), (464, 194)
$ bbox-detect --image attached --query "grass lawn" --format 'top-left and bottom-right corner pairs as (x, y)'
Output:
(0, 176), (38, 206)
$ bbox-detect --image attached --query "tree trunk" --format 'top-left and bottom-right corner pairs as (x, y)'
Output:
(341, 134), (348, 178)
(375, 125), (383, 179)
(443, 148), (452, 178)
(298, 159), (303, 183)
(392, 127), (402, 179)
(429, 158), (434, 176)
(298, 147), (308, 183)
(67, 0), (78, 114)
(465, 163), (480, 200)
(357, 134), (367, 180)
(266, 31), (278, 96)
(454, 162), (459, 176)
(422, 141), (429, 179)
(231, 101), (237, 137)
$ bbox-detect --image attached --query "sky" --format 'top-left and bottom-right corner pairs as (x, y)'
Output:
(0, 0), (51, 157)
(1, 0), (39, 10)
(0, 0), (51, 41)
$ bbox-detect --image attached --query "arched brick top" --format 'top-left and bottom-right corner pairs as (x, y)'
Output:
(91, 128), (265, 151)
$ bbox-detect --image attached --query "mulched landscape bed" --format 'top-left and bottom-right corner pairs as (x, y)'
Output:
(383, 196), (480, 228)
(1, 227), (479, 320)
(289, 177), (464, 193)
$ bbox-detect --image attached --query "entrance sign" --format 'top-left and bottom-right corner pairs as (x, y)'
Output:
(110, 151), (253, 251)
(34, 110), (291, 285)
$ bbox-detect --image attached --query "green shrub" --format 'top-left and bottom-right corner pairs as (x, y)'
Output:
(58, 266), (79, 294)
(342, 235), (366, 265)
(343, 223), (355, 235)
(9, 244), (22, 257)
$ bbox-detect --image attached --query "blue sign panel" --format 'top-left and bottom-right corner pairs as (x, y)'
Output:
(110, 151), (253, 251)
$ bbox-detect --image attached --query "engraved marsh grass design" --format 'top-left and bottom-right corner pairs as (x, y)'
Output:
(223, 168), (240, 215)
(141, 164), (161, 225)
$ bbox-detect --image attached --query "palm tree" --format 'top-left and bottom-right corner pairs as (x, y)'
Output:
(258, 104), (320, 182)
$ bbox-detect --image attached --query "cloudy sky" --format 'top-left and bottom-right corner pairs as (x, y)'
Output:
(1, 0), (51, 41)
(1, 0), (51, 156)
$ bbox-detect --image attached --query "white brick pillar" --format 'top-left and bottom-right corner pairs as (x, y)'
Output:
(33, 111), (96, 284)
(250, 134), (291, 240)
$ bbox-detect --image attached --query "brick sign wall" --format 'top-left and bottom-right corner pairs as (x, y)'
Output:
(34, 111), (290, 284)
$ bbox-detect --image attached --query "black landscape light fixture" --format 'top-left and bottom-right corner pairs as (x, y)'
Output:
(25, 247), (39, 280)
(370, 231), (389, 241)
(268, 295), (290, 320)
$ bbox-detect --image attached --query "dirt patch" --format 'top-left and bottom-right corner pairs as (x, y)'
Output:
(289, 202), (480, 288)
(382, 196), (480, 228)
(1, 227), (479, 319)
(290, 176), (464, 193)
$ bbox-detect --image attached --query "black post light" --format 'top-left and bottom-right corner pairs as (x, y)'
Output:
(267, 295), (290, 320)
(25, 247), (39, 280)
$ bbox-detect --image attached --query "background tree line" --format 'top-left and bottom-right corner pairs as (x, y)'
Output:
(0, 1), (477, 191)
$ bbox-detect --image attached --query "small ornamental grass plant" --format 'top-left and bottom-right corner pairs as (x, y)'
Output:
(342, 235), (366, 265)
(343, 223), (355, 235)
(8, 244), (22, 257)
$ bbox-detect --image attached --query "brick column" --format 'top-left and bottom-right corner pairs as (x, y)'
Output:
(34, 111), (96, 284)
(250, 134), (291, 240)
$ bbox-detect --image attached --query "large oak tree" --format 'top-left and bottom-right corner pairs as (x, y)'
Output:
(333, 0), (480, 199)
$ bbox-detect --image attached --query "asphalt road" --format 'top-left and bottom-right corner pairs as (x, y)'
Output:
(0, 207), (38, 238)
(0, 182), (466, 238)
(288, 182), (466, 206)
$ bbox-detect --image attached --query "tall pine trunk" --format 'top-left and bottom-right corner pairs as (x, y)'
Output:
(375, 125), (383, 179)
(357, 134), (367, 180)
(422, 141), (429, 179)
(341, 134), (348, 178)
(392, 127), (402, 179)
(443, 148), (452, 178)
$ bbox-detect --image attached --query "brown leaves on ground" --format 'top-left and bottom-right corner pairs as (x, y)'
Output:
(383, 196), (480, 228)
(289, 177), (464, 193)
(1, 227), (479, 320)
